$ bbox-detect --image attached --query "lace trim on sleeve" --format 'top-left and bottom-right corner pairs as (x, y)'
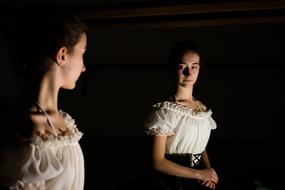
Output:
(145, 127), (174, 136)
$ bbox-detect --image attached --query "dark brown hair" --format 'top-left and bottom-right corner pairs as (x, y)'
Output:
(169, 40), (201, 70)
(13, 5), (87, 75)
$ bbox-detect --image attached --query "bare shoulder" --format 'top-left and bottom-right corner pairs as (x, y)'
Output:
(29, 114), (52, 140)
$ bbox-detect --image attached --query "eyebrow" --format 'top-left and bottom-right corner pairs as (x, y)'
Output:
(180, 62), (200, 65)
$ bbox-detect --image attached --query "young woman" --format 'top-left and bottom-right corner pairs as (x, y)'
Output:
(0, 5), (87, 190)
(144, 41), (218, 190)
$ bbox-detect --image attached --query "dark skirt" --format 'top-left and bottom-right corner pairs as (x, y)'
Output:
(109, 153), (255, 190)
(151, 174), (210, 190)
(148, 154), (256, 190)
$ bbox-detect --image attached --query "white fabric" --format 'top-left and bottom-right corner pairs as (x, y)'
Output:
(0, 110), (84, 190)
(144, 101), (216, 154)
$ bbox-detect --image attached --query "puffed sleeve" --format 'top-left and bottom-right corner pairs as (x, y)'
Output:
(197, 100), (217, 130)
(19, 144), (64, 184)
(208, 116), (217, 129)
(144, 108), (178, 136)
(0, 137), (64, 189)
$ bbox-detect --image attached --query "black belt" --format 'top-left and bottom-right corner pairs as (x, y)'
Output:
(165, 153), (202, 168)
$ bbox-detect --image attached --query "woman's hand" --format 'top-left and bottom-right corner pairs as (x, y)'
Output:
(197, 168), (218, 189)
(201, 179), (216, 189)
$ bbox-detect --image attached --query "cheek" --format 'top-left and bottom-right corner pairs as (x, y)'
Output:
(77, 56), (84, 67)
(196, 70), (200, 75)
(73, 63), (83, 75)
(177, 70), (183, 76)
(192, 69), (199, 75)
(66, 61), (80, 77)
(72, 55), (83, 69)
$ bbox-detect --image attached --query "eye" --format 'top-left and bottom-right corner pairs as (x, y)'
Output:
(178, 64), (186, 70)
(191, 65), (199, 70)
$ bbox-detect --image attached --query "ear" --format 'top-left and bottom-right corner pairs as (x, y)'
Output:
(55, 47), (68, 68)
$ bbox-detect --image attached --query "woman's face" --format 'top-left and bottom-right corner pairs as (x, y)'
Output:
(176, 51), (200, 88)
(61, 33), (87, 89)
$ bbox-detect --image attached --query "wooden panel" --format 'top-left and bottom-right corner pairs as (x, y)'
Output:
(71, 1), (285, 28)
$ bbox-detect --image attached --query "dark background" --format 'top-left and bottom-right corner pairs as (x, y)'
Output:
(0, 0), (284, 189)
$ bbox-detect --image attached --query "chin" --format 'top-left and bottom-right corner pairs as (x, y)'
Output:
(180, 81), (195, 87)
(62, 83), (76, 90)
(182, 84), (193, 88)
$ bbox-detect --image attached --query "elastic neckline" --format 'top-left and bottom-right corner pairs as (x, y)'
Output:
(153, 101), (212, 119)
(174, 95), (203, 112)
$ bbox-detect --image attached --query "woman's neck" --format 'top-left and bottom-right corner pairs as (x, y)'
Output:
(35, 73), (60, 113)
(175, 85), (194, 101)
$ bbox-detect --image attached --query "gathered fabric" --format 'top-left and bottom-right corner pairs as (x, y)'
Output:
(0, 110), (84, 190)
(144, 101), (216, 154)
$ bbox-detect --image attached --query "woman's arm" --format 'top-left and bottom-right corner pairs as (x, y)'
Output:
(201, 150), (211, 168)
(201, 150), (219, 189)
(152, 135), (218, 184)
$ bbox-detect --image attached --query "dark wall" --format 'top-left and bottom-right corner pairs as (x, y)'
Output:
(69, 23), (285, 140)
(58, 23), (285, 189)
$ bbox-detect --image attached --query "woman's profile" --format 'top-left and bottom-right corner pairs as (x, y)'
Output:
(0, 5), (87, 190)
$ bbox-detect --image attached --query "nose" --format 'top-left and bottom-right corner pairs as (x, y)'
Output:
(182, 66), (190, 76)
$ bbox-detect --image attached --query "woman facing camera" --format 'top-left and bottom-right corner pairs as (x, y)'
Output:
(144, 41), (218, 190)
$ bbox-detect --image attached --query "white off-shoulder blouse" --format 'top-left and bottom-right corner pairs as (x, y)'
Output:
(144, 101), (217, 154)
(0, 110), (84, 190)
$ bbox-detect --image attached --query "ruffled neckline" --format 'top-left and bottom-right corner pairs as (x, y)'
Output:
(153, 101), (212, 119)
(31, 110), (83, 147)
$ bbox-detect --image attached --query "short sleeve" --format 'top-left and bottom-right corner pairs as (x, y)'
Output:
(208, 116), (217, 129)
(144, 108), (177, 136)
(19, 144), (64, 184)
